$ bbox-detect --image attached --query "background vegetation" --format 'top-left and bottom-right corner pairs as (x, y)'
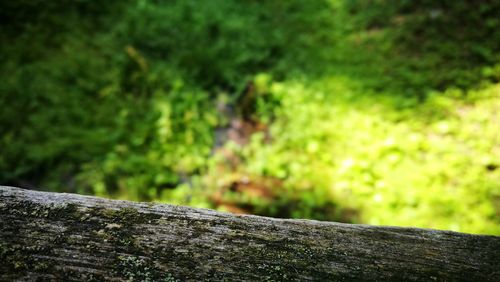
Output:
(1, 0), (499, 235)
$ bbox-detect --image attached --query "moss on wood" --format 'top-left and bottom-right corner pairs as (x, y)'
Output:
(1, 186), (499, 281)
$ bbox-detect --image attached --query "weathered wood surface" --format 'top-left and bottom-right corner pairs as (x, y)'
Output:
(0, 186), (499, 281)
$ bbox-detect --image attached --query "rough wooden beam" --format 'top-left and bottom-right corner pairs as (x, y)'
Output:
(0, 186), (498, 281)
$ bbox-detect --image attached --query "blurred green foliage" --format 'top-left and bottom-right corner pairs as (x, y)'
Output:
(0, 0), (499, 234)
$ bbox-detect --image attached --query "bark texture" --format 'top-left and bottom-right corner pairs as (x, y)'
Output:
(1, 186), (499, 281)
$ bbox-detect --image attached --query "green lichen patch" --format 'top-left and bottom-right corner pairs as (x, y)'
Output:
(227, 236), (341, 281)
(256, 263), (290, 281)
(98, 207), (162, 226)
(92, 222), (138, 249)
(87, 207), (163, 249)
(0, 242), (54, 273)
(1, 201), (162, 229)
(0, 201), (80, 221)
(115, 255), (180, 282)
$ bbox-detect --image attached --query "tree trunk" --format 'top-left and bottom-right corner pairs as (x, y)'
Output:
(1, 186), (498, 281)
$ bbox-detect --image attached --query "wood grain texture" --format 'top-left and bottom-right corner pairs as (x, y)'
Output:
(1, 186), (499, 281)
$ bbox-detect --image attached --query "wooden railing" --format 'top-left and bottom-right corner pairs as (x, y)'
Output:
(1, 186), (498, 281)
